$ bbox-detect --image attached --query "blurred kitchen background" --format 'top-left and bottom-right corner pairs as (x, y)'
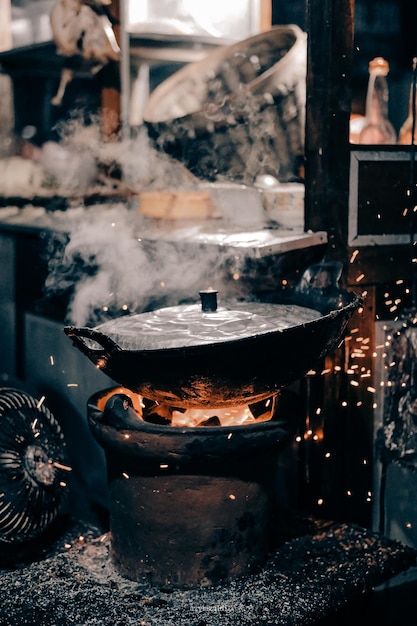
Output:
(1, 2), (417, 621)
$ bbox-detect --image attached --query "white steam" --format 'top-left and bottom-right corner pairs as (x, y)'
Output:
(46, 203), (246, 327)
(34, 121), (252, 327)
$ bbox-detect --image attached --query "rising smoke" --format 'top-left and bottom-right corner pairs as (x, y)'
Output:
(37, 116), (259, 327)
(44, 200), (251, 327)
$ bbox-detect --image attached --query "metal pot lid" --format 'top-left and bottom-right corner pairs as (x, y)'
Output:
(92, 291), (322, 351)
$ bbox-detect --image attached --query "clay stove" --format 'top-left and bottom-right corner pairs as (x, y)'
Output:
(65, 289), (361, 589)
(87, 385), (298, 589)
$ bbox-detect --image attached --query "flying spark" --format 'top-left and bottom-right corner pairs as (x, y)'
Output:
(53, 462), (72, 471)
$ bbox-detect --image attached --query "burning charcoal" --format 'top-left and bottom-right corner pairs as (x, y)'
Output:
(0, 388), (69, 546)
(249, 396), (278, 421)
(199, 415), (222, 427)
(103, 394), (143, 430)
(143, 412), (172, 426)
(141, 398), (177, 425)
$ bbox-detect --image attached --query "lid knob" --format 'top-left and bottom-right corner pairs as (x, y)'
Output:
(199, 290), (218, 312)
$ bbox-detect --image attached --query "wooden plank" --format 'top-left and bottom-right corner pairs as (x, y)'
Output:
(259, 0), (272, 31)
(304, 0), (354, 254)
(0, 0), (11, 53)
(101, 0), (121, 139)
(303, 0), (378, 529)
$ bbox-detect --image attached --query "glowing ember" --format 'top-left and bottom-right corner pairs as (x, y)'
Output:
(97, 386), (278, 428)
(170, 400), (275, 427)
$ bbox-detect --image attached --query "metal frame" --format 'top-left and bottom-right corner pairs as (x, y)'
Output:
(348, 149), (413, 247)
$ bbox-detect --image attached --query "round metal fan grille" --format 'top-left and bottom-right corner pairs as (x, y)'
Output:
(0, 388), (69, 543)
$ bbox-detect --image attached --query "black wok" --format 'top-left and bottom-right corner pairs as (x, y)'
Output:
(63, 294), (362, 408)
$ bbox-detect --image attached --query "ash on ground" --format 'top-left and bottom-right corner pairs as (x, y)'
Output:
(0, 515), (415, 626)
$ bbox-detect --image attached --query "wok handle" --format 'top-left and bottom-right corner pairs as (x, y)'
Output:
(63, 326), (121, 365)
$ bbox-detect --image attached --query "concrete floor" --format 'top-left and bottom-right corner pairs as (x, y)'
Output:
(316, 567), (417, 625)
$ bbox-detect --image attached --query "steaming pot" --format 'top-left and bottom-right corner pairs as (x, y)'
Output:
(64, 292), (361, 408)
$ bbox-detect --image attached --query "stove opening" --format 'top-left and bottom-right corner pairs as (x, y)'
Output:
(96, 387), (279, 428)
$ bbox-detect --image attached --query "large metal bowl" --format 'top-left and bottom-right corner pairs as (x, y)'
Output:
(63, 293), (362, 408)
(143, 25), (307, 184)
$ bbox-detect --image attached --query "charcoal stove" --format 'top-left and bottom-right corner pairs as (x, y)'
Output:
(65, 290), (361, 589)
(87, 385), (299, 588)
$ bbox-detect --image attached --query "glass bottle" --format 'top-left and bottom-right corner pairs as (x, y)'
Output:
(359, 57), (397, 145)
(398, 80), (417, 145)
